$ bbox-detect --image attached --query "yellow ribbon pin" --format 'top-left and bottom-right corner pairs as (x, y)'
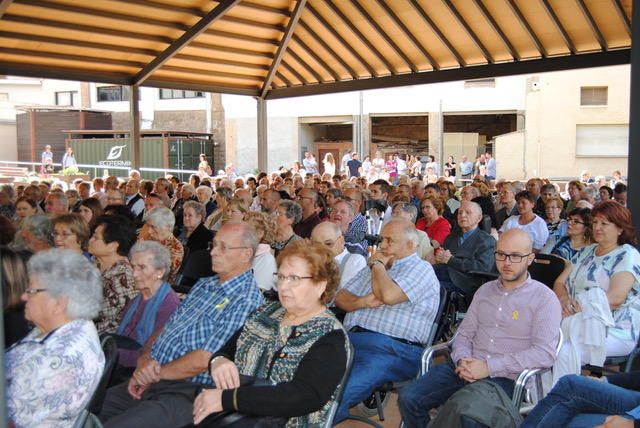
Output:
(215, 297), (230, 310)
(512, 310), (519, 320)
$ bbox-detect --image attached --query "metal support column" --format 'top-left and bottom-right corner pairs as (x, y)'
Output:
(130, 85), (141, 171)
(257, 98), (268, 173)
(628, 2), (639, 241)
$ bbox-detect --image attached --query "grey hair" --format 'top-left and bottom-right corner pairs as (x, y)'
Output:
(327, 188), (342, 199)
(215, 186), (233, 201)
(279, 200), (303, 225)
(147, 207), (175, 230)
(196, 185), (213, 199)
(28, 249), (102, 319)
(129, 240), (172, 280)
(22, 214), (52, 244)
(385, 218), (420, 248)
(583, 186), (597, 198)
(334, 199), (355, 216)
(183, 200), (206, 221)
(392, 201), (418, 223)
(181, 184), (196, 196)
(1, 184), (15, 200)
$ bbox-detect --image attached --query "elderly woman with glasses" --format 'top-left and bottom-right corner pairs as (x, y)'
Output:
(114, 241), (180, 369)
(192, 240), (349, 427)
(271, 200), (303, 258)
(6, 249), (105, 427)
(540, 196), (569, 254)
(143, 207), (184, 284)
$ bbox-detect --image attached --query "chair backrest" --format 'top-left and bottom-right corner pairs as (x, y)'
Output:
(88, 335), (119, 415)
(324, 340), (355, 428)
(427, 286), (449, 346)
(177, 248), (213, 288)
(528, 253), (565, 289)
(479, 215), (492, 233)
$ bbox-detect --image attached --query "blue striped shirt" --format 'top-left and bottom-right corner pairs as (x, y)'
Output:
(343, 253), (440, 344)
(151, 270), (263, 384)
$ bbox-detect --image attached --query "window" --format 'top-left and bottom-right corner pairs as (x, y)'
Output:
(464, 78), (496, 88)
(576, 124), (628, 157)
(97, 86), (130, 102)
(580, 86), (607, 106)
(55, 91), (78, 106)
(159, 89), (205, 99)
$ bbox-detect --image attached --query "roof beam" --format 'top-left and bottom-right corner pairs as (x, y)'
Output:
(0, 61), (132, 85)
(0, 0), (12, 19)
(2, 14), (172, 43)
(441, 0), (493, 64)
(298, 20), (358, 79)
(280, 60), (309, 86)
(575, 0), (608, 51)
(324, 1), (397, 74)
(0, 30), (158, 56)
(132, 0), (240, 85)
(408, 0), (466, 66)
(611, 0), (631, 37)
(472, 0), (520, 60)
(291, 33), (341, 81)
(306, 5), (376, 77)
(539, 0), (577, 54)
(505, 0), (547, 57)
(286, 47), (325, 83)
(259, 0), (307, 98)
(161, 65), (261, 82)
(143, 78), (259, 97)
(266, 49), (630, 99)
(350, 0), (416, 72)
(275, 71), (293, 87)
(0, 47), (146, 68)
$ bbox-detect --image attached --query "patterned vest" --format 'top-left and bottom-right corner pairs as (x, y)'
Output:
(235, 302), (349, 427)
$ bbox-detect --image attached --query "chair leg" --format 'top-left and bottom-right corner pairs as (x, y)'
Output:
(374, 391), (385, 421)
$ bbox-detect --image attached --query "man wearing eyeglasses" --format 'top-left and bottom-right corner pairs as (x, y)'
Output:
(311, 221), (366, 290)
(293, 188), (322, 239)
(398, 228), (562, 428)
(98, 222), (264, 428)
(333, 218), (440, 422)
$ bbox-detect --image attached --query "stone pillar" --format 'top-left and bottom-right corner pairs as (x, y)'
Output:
(210, 93), (226, 174)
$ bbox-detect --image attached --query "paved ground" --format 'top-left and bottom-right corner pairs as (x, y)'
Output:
(337, 394), (402, 428)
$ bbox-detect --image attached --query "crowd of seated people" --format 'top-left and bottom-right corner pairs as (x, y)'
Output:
(1, 162), (638, 427)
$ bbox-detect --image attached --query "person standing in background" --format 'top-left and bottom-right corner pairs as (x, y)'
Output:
(485, 152), (496, 180)
(40, 145), (54, 175)
(62, 147), (77, 169)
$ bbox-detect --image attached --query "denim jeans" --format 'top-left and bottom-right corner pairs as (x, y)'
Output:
(334, 331), (423, 423)
(397, 361), (514, 428)
(522, 375), (640, 428)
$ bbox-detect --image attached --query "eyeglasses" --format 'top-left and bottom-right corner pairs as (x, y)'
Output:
(568, 218), (585, 225)
(317, 238), (338, 247)
(208, 241), (249, 251)
(273, 273), (313, 284)
(24, 288), (47, 296)
(52, 231), (75, 238)
(494, 252), (532, 263)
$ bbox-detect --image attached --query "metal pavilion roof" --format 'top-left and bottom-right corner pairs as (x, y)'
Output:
(0, 0), (633, 99)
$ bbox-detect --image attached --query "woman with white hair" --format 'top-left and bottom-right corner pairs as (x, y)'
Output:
(144, 207), (184, 284)
(14, 214), (52, 253)
(115, 241), (180, 369)
(6, 249), (105, 427)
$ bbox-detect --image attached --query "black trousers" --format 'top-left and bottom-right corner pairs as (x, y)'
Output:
(99, 379), (203, 428)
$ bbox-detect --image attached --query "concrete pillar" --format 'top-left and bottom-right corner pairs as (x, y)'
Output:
(210, 93), (225, 173)
(428, 110), (444, 171)
(129, 85), (140, 170)
(257, 98), (268, 172)
(628, 1), (640, 241)
(362, 114), (371, 157)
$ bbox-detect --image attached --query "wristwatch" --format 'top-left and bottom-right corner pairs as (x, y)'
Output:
(369, 259), (386, 269)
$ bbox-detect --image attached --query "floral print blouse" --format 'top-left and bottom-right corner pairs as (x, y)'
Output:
(6, 319), (105, 427)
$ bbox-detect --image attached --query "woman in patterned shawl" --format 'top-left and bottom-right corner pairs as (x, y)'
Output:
(193, 239), (350, 427)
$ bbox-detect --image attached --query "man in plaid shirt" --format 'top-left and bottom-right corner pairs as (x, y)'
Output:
(99, 222), (264, 428)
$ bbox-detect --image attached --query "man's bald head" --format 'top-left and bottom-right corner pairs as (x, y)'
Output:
(311, 221), (344, 257)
